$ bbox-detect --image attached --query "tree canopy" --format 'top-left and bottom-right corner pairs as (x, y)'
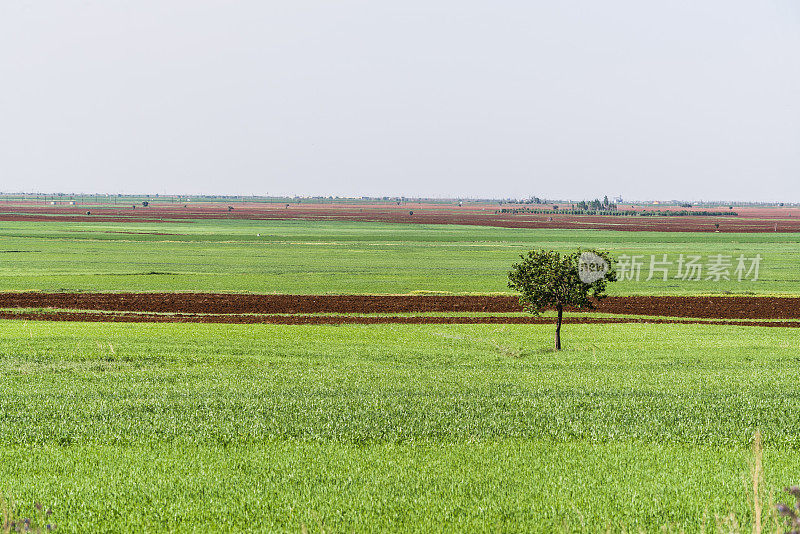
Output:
(508, 249), (616, 349)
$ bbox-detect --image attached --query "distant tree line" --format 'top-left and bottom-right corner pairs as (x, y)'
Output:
(637, 210), (736, 217)
(497, 208), (738, 217)
(576, 196), (615, 211)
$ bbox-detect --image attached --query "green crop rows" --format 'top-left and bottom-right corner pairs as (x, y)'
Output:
(1, 218), (799, 532)
(0, 219), (798, 295)
(0, 320), (798, 532)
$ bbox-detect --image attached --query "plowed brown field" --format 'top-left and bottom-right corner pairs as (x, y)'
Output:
(2, 201), (799, 232)
(0, 293), (797, 325)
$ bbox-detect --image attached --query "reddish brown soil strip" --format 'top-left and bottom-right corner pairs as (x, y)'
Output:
(590, 296), (800, 319)
(0, 293), (798, 319)
(2, 202), (799, 232)
(0, 293), (518, 314)
(0, 309), (798, 327)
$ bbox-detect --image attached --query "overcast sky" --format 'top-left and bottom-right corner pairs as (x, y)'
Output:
(1, 1), (798, 201)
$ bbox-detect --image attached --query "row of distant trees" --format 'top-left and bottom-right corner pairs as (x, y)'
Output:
(576, 196), (615, 211)
(520, 195), (616, 208)
(637, 210), (735, 217)
(498, 208), (737, 217)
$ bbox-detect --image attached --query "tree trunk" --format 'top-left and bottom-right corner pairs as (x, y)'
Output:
(555, 304), (563, 350)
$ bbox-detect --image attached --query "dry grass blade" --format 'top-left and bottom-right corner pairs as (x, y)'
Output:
(752, 430), (763, 534)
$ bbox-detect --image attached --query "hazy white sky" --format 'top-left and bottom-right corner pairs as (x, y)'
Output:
(1, 1), (798, 201)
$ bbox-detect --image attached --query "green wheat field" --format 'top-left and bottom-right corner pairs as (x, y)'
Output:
(1, 219), (799, 532)
(0, 219), (798, 295)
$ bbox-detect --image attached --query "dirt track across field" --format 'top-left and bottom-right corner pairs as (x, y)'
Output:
(0, 309), (798, 327)
(0, 293), (798, 321)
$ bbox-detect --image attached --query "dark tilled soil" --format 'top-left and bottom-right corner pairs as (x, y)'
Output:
(0, 293), (798, 319)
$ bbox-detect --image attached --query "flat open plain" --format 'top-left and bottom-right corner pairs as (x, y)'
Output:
(0, 199), (798, 532)
(1, 199), (799, 231)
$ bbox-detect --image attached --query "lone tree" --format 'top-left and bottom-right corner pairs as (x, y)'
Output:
(508, 249), (616, 350)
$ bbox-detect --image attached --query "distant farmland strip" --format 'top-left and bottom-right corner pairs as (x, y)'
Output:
(1, 201), (800, 231)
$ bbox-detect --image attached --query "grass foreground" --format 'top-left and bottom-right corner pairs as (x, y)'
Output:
(0, 320), (799, 532)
